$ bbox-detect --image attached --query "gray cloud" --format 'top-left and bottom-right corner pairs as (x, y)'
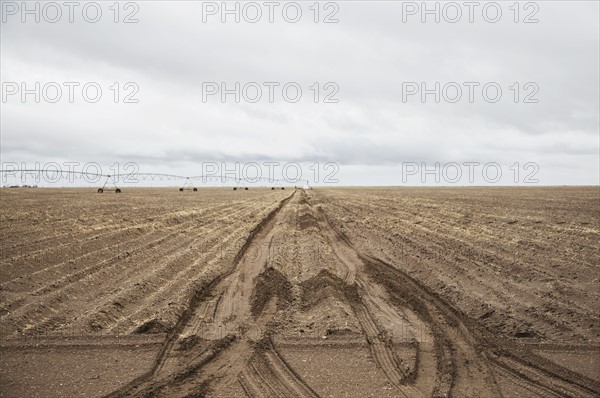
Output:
(1, 0), (598, 185)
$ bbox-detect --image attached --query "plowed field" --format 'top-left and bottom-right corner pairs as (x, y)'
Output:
(1, 187), (598, 397)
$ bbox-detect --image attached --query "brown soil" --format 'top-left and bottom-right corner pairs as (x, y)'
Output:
(0, 187), (598, 397)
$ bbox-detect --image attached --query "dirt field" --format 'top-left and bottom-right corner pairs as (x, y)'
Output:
(0, 187), (598, 397)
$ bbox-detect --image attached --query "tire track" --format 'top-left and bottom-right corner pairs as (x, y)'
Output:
(312, 192), (501, 398)
(1, 197), (275, 336)
(88, 199), (269, 333)
(307, 195), (431, 397)
(318, 191), (600, 397)
(113, 196), (288, 335)
(105, 191), (296, 398)
(1, 195), (273, 281)
(323, 193), (600, 336)
(360, 254), (600, 398)
(239, 337), (319, 398)
(489, 339), (600, 397)
(492, 354), (597, 397)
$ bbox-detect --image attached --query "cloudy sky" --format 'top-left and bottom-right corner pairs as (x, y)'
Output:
(1, 1), (598, 186)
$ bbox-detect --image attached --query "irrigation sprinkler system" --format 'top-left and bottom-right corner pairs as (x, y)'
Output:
(97, 175), (122, 193)
(0, 169), (309, 193)
(179, 177), (198, 192)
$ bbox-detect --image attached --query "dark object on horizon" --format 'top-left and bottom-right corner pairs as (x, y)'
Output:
(97, 188), (121, 193)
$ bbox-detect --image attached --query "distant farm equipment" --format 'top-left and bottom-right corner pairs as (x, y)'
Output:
(0, 169), (306, 193)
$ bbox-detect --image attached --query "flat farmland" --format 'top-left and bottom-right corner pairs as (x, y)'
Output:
(0, 187), (598, 397)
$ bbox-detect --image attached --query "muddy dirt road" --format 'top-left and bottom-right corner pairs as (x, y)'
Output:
(1, 187), (598, 397)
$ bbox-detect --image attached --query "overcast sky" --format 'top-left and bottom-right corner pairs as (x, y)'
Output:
(1, 1), (598, 186)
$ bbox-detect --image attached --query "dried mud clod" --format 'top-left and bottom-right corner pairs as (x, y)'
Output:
(299, 269), (348, 309)
(250, 267), (293, 317)
(298, 212), (319, 230)
(134, 318), (170, 334)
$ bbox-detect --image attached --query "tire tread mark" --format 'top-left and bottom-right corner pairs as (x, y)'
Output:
(104, 191), (295, 398)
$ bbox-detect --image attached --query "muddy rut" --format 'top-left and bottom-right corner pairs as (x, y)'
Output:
(96, 189), (600, 397)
